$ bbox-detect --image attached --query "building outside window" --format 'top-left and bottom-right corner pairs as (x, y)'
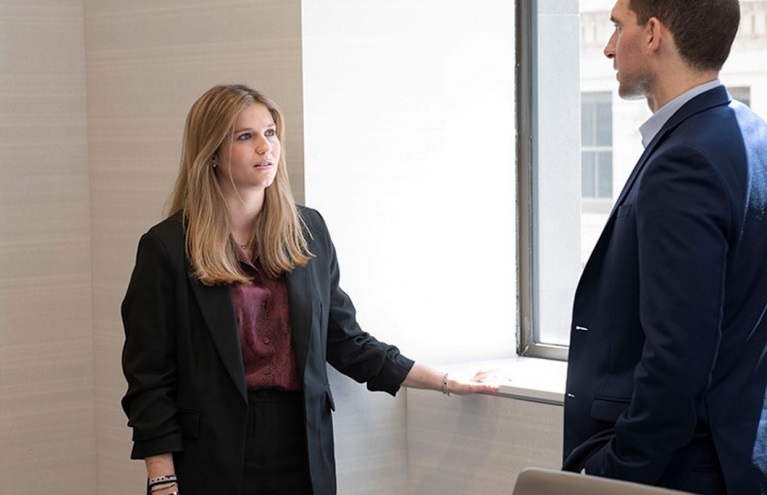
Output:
(730, 86), (752, 107)
(581, 91), (613, 204)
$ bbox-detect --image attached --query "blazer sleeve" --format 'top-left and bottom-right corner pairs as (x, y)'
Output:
(120, 227), (185, 459)
(585, 143), (730, 482)
(304, 208), (415, 395)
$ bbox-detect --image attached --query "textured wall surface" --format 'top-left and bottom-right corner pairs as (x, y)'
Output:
(0, 1), (94, 493)
(408, 391), (563, 494)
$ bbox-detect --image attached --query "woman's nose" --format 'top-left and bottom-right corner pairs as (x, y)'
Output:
(255, 135), (270, 154)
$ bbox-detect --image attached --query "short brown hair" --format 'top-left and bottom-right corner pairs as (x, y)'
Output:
(629, 0), (740, 71)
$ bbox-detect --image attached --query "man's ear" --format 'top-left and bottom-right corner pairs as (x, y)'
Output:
(645, 17), (663, 51)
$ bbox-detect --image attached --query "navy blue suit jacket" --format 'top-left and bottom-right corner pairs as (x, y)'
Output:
(563, 86), (767, 494)
(121, 206), (414, 495)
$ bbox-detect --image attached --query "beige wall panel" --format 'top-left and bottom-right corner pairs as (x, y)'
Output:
(84, 1), (304, 492)
(407, 391), (563, 495)
(0, 340), (95, 489)
(327, 367), (409, 494)
(0, 0), (95, 493)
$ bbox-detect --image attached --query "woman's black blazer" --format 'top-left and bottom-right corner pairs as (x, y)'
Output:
(121, 206), (414, 495)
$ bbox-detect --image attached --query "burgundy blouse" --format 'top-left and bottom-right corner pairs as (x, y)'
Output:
(230, 246), (301, 391)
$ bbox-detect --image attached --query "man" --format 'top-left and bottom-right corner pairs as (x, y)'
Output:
(563, 0), (767, 494)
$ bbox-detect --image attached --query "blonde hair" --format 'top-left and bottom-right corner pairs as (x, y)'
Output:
(167, 84), (312, 285)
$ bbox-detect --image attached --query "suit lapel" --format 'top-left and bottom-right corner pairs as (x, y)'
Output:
(583, 86), (731, 275)
(187, 252), (317, 398)
(286, 264), (315, 382)
(611, 86), (730, 215)
(189, 276), (247, 402)
(581, 132), (662, 277)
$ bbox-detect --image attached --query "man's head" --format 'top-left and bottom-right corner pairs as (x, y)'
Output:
(604, 0), (740, 107)
(629, 0), (740, 71)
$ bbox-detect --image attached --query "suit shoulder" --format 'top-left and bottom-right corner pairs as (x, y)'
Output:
(139, 213), (185, 254)
(297, 204), (320, 221)
(731, 100), (767, 132)
(297, 205), (329, 234)
(145, 212), (183, 236)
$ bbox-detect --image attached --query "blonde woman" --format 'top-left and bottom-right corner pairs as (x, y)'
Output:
(121, 84), (502, 495)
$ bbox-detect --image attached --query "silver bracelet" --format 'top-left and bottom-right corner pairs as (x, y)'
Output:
(148, 475), (177, 486)
(441, 373), (450, 396)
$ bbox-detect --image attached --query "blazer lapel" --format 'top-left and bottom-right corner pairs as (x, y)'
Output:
(611, 86), (730, 215)
(581, 133), (662, 276)
(286, 264), (315, 381)
(583, 86), (731, 275)
(189, 277), (247, 402)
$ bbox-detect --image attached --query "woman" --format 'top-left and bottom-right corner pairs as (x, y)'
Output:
(121, 84), (502, 495)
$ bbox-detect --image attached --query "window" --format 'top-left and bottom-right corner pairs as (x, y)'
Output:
(518, 0), (767, 360)
(517, 1), (646, 359)
(730, 86), (751, 107)
(517, 0), (584, 359)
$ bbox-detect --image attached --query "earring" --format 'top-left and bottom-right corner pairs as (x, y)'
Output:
(211, 161), (217, 168)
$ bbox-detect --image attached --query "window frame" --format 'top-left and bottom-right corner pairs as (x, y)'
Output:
(516, 0), (570, 361)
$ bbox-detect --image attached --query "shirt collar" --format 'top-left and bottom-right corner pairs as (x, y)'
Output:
(639, 79), (722, 148)
(234, 242), (259, 268)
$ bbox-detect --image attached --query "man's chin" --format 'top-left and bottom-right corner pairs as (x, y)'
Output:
(618, 85), (646, 101)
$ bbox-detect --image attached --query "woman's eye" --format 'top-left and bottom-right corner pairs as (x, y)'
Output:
(265, 129), (276, 137)
(236, 132), (252, 141)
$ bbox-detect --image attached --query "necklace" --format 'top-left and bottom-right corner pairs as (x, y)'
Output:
(234, 232), (252, 250)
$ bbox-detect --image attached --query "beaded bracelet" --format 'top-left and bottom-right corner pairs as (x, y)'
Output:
(150, 483), (178, 494)
(441, 373), (450, 396)
(147, 475), (178, 495)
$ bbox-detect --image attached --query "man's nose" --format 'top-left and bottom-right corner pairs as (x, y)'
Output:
(604, 34), (616, 59)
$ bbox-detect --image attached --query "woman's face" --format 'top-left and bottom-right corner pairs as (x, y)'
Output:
(214, 103), (281, 199)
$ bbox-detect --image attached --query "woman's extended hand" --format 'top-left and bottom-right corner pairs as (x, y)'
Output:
(446, 368), (513, 395)
(402, 363), (512, 395)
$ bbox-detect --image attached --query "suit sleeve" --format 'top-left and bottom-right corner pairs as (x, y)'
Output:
(120, 231), (184, 459)
(305, 210), (415, 395)
(585, 144), (730, 481)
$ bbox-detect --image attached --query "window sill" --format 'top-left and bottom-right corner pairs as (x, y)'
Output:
(447, 355), (567, 406)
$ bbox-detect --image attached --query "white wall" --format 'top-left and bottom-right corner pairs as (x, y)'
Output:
(301, 0), (517, 365)
(301, 2), (524, 492)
